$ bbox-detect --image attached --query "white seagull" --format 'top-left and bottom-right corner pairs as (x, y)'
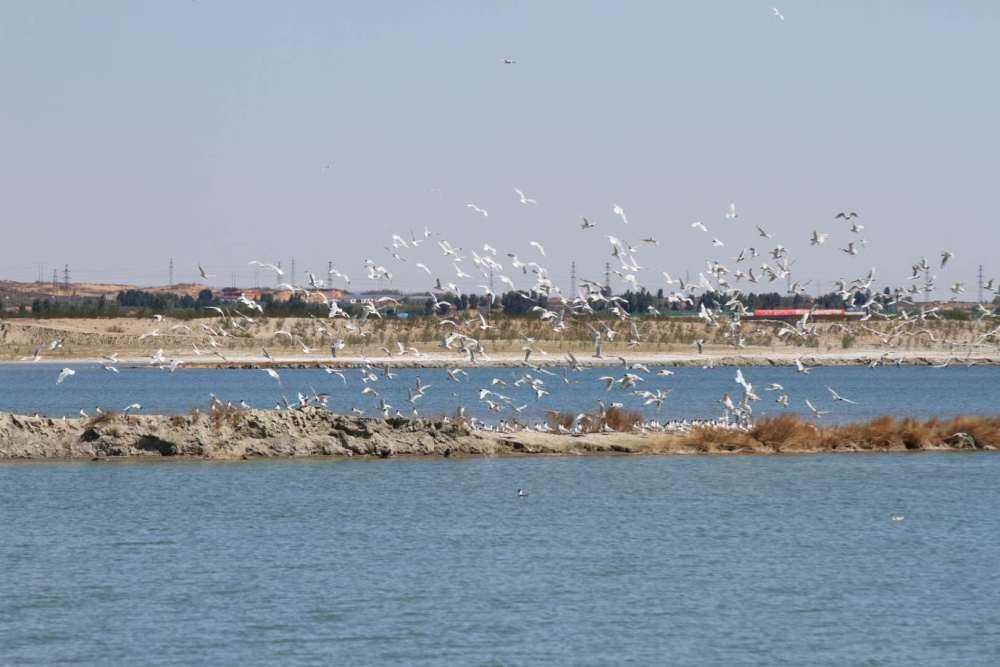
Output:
(826, 386), (858, 404)
(514, 188), (537, 205)
(466, 203), (488, 218)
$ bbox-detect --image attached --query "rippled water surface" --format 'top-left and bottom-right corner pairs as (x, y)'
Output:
(2, 454), (1000, 664)
(1, 362), (997, 424)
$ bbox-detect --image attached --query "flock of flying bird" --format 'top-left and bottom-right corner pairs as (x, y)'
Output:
(28, 176), (999, 433)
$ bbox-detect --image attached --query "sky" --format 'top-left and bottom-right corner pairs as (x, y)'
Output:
(1, 1), (998, 297)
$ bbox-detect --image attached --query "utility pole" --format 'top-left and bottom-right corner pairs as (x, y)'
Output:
(168, 257), (174, 286)
(978, 264), (985, 303)
(254, 270), (260, 289)
(570, 261), (577, 297)
(290, 257), (296, 286)
(62, 264), (70, 293)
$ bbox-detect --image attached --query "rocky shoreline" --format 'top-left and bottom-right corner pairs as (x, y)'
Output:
(1, 409), (996, 461)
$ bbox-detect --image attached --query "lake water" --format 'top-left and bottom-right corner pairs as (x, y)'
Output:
(0, 362), (997, 425)
(2, 454), (999, 664)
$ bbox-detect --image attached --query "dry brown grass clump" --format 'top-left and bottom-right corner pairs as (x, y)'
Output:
(546, 406), (643, 433)
(675, 414), (1000, 453)
(748, 413), (819, 451)
(681, 425), (760, 453)
(940, 416), (1000, 448)
(209, 402), (246, 430)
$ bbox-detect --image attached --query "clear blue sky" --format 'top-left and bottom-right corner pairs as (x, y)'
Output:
(1, 1), (997, 296)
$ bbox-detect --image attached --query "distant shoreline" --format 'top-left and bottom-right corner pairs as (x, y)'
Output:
(3, 350), (998, 369)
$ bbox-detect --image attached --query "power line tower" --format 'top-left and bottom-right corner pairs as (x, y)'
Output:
(603, 262), (611, 296)
(978, 264), (985, 303)
(290, 257), (296, 286)
(52, 269), (58, 290)
(327, 260), (333, 280)
(62, 264), (70, 292)
(168, 257), (174, 286)
(570, 261), (577, 297)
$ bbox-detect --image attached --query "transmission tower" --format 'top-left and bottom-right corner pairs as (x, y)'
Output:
(570, 261), (577, 297)
(603, 262), (611, 296)
(168, 257), (174, 286)
(290, 257), (296, 286)
(62, 265), (70, 292)
(979, 264), (985, 303)
(52, 269), (58, 290)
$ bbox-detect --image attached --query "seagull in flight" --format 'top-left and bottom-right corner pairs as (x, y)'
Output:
(502, 58), (516, 64)
(198, 264), (214, 280)
(940, 250), (954, 268)
(580, 217), (596, 230)
(826, 386), (858, 404)
(249, 260), (284, 276)
(56, 368), (75, 384)
(810, 230), (829, 246)
(805, 399), (829, 418)
(691, 221), (708, 232)
(514, 188), (537, 205)
(834, 211), (859, 220)
(529, 241), (546, 257)
(466, 203), (488, 218)
(756, 225), (772, 239)
(772, 7), (785, 21)
(612, 204), (628, 225)
(725, 203), (738, 220)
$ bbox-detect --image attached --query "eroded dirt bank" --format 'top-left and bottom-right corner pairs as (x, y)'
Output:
(1, 410), (997, 461)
